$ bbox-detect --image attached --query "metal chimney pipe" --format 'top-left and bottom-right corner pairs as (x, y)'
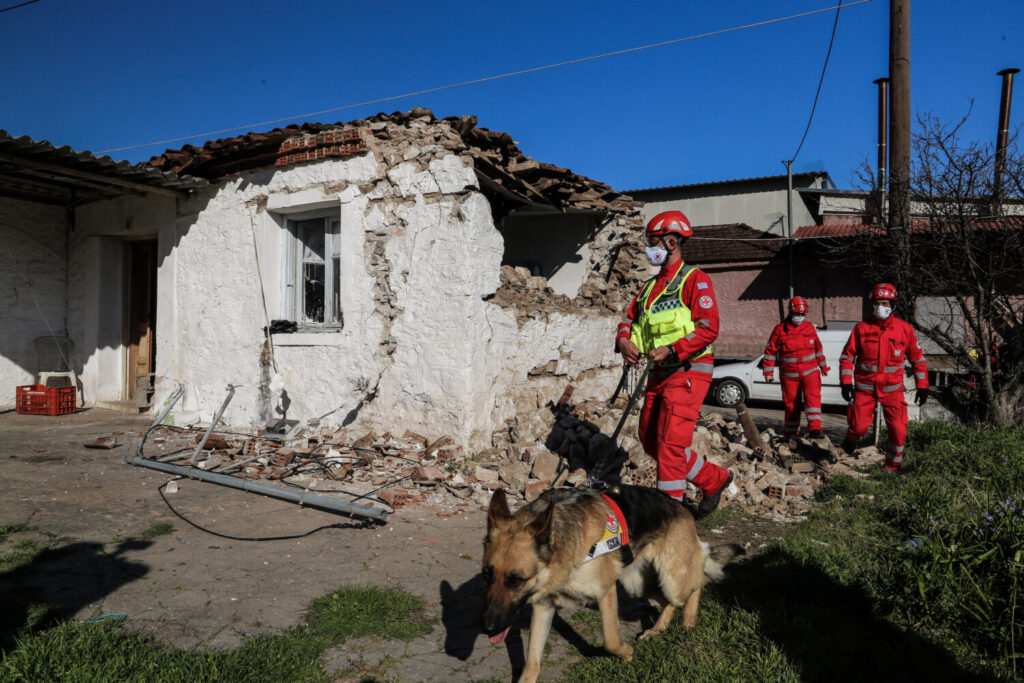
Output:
(873, 78), (890, 192)
(994, 67), (1019, 215)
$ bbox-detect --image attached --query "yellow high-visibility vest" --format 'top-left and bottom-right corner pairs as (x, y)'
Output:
(630, 264), (712, 364)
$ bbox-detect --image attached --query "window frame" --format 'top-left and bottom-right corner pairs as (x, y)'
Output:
(283, 211), (343, 331)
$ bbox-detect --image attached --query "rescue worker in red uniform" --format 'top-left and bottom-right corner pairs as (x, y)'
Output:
(616, 210), (733, 515)
(762, 296), (830, 439)
(839, 283), (929, 471)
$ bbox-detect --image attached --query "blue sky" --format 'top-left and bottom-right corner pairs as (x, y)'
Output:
(1, 0), (1020, 191)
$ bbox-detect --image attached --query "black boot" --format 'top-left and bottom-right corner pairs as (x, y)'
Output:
(841, 439), (856, 454)
(698, 471), (734, 517)
(809, 429), (824, 439)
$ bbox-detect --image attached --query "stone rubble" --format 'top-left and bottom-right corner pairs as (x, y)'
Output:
(140, 388), (883, 522)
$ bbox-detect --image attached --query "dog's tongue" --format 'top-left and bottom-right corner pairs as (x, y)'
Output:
(488, 626), (510, 645)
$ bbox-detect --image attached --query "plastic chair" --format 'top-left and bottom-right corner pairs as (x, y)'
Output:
(34, 336), (83, 407)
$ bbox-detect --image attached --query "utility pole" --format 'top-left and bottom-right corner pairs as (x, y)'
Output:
(785, 159), (794, 299)
(888, 0), (910, 230)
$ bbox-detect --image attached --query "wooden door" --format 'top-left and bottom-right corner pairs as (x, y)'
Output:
(125, 240), (157, 401)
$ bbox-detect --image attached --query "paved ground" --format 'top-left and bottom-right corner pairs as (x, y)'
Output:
(0, 405), (798, 681)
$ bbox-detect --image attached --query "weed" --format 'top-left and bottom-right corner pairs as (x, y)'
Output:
(140, 522), (174, 539)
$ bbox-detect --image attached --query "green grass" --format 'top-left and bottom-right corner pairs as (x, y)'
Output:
(0, 585), (433, 682)
(140, 522), (174, 539)
(564, 421), (1023, 682)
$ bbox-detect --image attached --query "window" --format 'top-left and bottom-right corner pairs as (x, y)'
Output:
(285, 215), (343, 328)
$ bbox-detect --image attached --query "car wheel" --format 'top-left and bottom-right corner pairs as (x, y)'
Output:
(715, 379), (747, 407)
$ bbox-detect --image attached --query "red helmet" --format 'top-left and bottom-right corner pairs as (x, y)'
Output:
(789, 296), (808, 314)
(646, 211), (693, 239)
(870, 282), (898, 301)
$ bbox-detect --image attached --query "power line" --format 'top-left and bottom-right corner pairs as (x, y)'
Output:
(101, 0), (871, 154)
(0, 0), (41, 14)
(790, 0), (844, 163)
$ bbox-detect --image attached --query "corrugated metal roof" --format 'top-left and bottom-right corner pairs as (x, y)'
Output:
(625, 171), (832, 194)
(0, 130), (205, 206)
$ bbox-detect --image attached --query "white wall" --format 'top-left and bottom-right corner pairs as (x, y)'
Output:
(0, 197), (67, 405)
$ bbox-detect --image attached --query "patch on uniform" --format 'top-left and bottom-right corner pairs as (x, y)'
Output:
(697, 282), (708, 290)
(586, 494), (630, 562)
(698, 294), (714, 309)
(895, 349), (902, 356)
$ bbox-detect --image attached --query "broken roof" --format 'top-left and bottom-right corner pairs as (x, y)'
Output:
(684, 223), (784, 264)
(0, 130), (204, 206)
(147, 108), (641, 216)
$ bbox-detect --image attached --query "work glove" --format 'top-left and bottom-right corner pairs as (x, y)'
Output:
(821, 366), (831, 377)
(915, 388), (929, 406)
(763, 370), (774, 383)
(841, 384), (854, 403)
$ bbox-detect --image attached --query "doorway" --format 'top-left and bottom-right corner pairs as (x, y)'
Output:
(124, 239), (157, 404)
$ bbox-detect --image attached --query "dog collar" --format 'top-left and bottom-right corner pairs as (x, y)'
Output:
(586, 494), (630, 562)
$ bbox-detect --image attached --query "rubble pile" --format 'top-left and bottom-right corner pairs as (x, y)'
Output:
(140, 392), (884, 521)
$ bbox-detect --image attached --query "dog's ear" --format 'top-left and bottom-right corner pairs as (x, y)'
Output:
(528, 500), (555, 551)
(487, 488), (511, 532)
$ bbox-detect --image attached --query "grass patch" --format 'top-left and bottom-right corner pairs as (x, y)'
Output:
(0, 523), (30, 543)
(0, 585), (433, 682)
(565, 421), (1023, 681)
(140, 522), (174, 539)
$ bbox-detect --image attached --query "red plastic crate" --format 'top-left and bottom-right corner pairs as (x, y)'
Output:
(16, 384), (77, 415)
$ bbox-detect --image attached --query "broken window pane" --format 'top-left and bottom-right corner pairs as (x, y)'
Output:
(304, 263), (325, 323)
(299, 222), (325, 262)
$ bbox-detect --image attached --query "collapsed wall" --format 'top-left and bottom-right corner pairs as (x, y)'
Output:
(147, 109), (648, 448)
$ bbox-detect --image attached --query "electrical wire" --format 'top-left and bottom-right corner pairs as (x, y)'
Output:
(0, 0), (41, 14)
(100, 1), (871, 154)
(790, 0), (844, 164)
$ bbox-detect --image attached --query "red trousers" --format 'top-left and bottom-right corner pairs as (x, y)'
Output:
(845, 389), (907, 468)
(780, 371), (822, 437)
(638, 369), (731, 499)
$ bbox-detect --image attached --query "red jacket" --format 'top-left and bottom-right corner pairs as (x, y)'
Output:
(762, 321), (828, 378)
(839, 317), (929, 394)
(615, 259), (719, 363)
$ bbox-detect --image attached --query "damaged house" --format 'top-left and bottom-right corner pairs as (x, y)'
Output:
(0, 109), (649, 448)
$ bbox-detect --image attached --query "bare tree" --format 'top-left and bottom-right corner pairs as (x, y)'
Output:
(826, 110), (1024, 426)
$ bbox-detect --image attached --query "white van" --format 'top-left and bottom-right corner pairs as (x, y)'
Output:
(709, 328), (852, 408)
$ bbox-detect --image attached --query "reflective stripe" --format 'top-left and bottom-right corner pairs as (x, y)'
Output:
(619, 319), (633, 326)
(840, 354), (854, 362)
(888, 455), (903, 464)
(689, 360), (714, 375)
(683, 332), (697, 341)
(886, 444), (904, 453)
(658, 479), (685, 492)
(915, 372), (926, 380)
(884, 365), (903, 373)
(782, 356), (798, 363)
(855, 382), (874, 392)
(882, 383), (904, 393)
(763, 354), (777, 361)
(858, 363), (878, 372)
(697, 319), (712, 328)
(801, 353), (816, 362)
(805, 411), (822, 418)
(814, 352), (825, 358)
(802, 367), (817, 376)
(841, 369), (853, 377)
(781, 372), (799, 378)
(685, 452), (705, 481)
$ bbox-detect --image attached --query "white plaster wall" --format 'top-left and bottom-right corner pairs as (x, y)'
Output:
(70, 194), (178, 404)
(0, 198), (67, 406)
(134, 150), (626, 448)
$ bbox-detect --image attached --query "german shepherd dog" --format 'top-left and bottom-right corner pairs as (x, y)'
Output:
(481, 484), (743, 683)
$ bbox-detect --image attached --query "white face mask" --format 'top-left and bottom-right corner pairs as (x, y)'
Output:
(645, 246), (668, 266)
(791, 315), (805, 324)
(874, 305), (892, 320)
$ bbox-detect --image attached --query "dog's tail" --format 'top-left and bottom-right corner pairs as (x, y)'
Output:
(701, 541), (745, 582)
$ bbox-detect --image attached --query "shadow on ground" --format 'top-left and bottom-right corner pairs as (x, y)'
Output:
(0, 539), (151, 653)
(711, 548), (993, 682)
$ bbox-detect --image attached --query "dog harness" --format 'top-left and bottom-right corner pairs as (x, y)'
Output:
(585, 494), (630, 562)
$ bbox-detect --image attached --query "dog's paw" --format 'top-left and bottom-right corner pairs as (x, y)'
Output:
(638, 627), (663, 641)
(612, 644), (634, 661)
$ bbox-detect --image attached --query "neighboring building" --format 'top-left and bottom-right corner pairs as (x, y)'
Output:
(0, 111), (650, 448)
(627, 171), (834, 236)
